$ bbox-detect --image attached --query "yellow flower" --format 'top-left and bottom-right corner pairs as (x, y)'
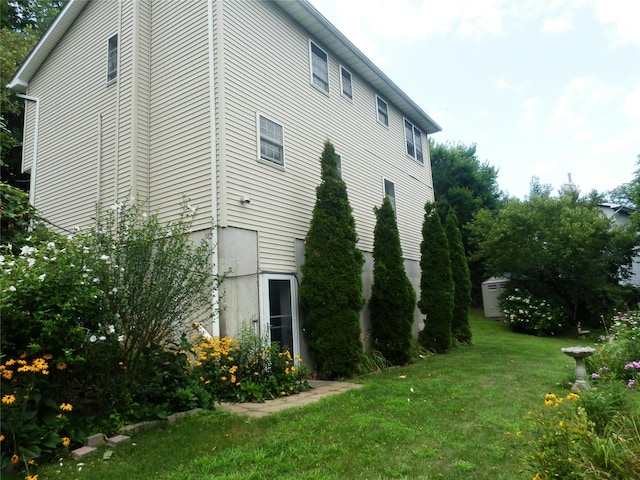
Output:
(62, 437), (71, 447)
(2, 369), (13, 379)
(566, 393), (580, 401)
(28, 458), (36, 465)
(56, 362), (67, 370)
(559, 421), (564, 427)
(0, 434), (5, 442)
(10, 454), (19, 463)
(221, 376), (227, 381)
(533, 474), (542, 480)
(5, 359), (16, 366)
(230, 375), (236, 383)
(59, 402), (73, 411)
(43, 353), (53, 360)
(2, 394), (16, 405)
(56, 413), (63, 419)
(26, 474), (39, 480)
(543, 399), (554, 407)
(555, 397), (563, 404)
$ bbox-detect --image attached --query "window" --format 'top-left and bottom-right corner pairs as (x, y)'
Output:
(258, 114), (284, 166)
(106, 34), (118, 83)
(376, 95), (388, 126)
(340, 66), (352, 100)
(310, 41), (329, 93)
(384, 178), (396, 214)
(404, 118), (424, 163)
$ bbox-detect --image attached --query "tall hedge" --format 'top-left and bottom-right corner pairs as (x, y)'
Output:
(369, 196), (416, 365)
(418, 203), (454, 353)
(299, 141), (364, 378)
(445, 208), (472, 344)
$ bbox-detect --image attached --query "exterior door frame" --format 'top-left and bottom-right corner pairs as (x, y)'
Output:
(259, 273), (300, 358)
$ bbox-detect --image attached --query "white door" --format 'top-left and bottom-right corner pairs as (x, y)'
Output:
(260, 274), (300, 356)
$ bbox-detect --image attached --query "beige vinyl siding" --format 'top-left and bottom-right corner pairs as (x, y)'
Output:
(21, 101), (35, 173)
(22, 0), (120, 229)
(148, 0), (212, 229)
(220, 1), (433, 271)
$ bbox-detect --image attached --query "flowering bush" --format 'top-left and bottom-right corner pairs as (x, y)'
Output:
(0, 354), (74, 473)
(586, 310), (640, 389)
(499, 288), (569, 336)
(529, 391), (640, 479)
(191, 329), (309, 403)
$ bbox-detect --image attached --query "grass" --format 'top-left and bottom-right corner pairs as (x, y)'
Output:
(15, 312), (581, 480)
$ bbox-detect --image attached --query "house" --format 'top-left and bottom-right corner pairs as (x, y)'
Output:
(599, 203), (640, 286)
(8, 0), (441, 364)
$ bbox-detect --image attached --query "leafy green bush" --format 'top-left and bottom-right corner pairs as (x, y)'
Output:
(191, 329), (309, 403)
(499, 288), (569, 336)
(445, 208), (472, 344)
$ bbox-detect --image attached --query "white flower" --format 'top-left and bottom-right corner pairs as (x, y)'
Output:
(7, 243), (12, 251)
(21, 246), (37, 256)
(410, 387), (414, 393)
(38, 274), (46, 282)
(117, 335), (124, 342)
(108, 325), (116, 334)
(47, 242), (56, 249)
(100, 255), (109, 261)
(111, 287), (118, 294)
(0, 255), (4, 265)
(99, 336), (106, 341)
(89, 335), (97, 343)
(27, 258), (36, 267)
(9, 285), (16, 292)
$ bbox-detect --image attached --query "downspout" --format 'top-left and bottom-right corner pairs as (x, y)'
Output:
(207, 0), (220, 337)
(17, 94), (40, 207)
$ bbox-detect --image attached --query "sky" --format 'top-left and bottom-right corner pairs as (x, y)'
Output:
(310, 0), (640, 200)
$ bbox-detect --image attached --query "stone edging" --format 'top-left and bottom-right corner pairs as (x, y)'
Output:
(71, 408), (204, 460)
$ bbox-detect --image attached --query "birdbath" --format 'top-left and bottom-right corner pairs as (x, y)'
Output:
(561, 346), (596, 391)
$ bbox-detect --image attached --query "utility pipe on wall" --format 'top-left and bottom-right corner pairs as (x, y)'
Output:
(16, 94), (40, 207)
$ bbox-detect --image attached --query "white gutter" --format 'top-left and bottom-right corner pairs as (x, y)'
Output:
(17, 94), (40, 207)
(207, 0), (220, 337)
(97, 113), (102, 202)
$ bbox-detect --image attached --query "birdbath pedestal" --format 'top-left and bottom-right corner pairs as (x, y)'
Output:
(561, 346), (596, 392)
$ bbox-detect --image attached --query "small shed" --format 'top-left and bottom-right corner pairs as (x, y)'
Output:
(481, 277), (510, 318)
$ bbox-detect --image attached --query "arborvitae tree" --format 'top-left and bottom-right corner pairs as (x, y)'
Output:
(299, 141), (364, 378)
(445, 208), (472, 344)
(418, 203), (454, 353)
(369, 196), (416, 365)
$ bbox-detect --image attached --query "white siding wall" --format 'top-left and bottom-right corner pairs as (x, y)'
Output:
(220, 1), (433, 272)
(148, 0), (213, 229)
(23, 1), (120, 228)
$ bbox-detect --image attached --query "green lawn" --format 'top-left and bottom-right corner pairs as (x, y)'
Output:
(20, 313), (580, 480)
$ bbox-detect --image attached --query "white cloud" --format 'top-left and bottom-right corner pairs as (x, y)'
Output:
(541, 16), (573, 34)
(551, 76), (619, 133)
(622, 82), (640, 119)
(590, 125), (640, 154)
(593, 0), (640, 48)
(496, 77), (509, 89)
(521, 97), (541, 123)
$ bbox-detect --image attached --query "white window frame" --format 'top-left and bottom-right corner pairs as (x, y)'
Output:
(383, 177), (397, 214)
(376, 95), (389, 127)
(340, 65), (353, 100)
(335, 152), (342, 178)
(404, 118), (424, 163)
(106, 33), (118, 84)
(257, 113), (285, 168)
(309, 40), (329, 94)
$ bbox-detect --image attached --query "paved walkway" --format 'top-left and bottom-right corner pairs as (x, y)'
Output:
(214, 380), (364, 418)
